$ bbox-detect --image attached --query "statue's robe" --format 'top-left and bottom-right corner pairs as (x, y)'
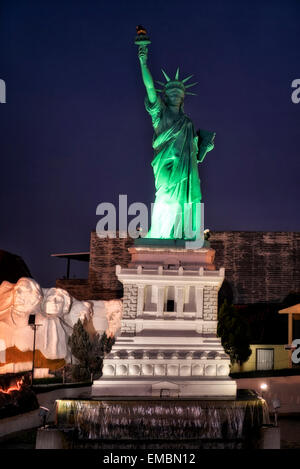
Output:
(145, 96), (211, 239)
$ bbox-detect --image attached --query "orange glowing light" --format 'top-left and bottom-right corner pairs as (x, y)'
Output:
(0, 378), (23, 395)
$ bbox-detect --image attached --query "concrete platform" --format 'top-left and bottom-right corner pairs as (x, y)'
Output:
(92, 376), (237, 399)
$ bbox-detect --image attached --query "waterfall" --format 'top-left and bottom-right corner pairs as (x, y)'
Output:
(56, 398), (269, 443)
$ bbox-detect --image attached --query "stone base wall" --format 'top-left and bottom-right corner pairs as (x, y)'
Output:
(122, 285), (138, 319)
(203, 286), (218, 320)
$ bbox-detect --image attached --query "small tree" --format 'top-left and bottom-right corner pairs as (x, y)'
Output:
(68, 320), (115, 380)
(68, 320), (92, 371)
(217, 300), (252, 366)
(89, 332), (115, 379)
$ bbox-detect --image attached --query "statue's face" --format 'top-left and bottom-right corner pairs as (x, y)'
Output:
(44, 293), (65, 316)
(69, 300), (93, 325)
(165, 86), (184, 107)
(13, 278), (42, 315)
(43, 288), (71, 317)
(12, 278), (42, 326)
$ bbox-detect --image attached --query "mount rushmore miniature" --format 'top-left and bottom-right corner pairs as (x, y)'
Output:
(0, 277), (122, 375)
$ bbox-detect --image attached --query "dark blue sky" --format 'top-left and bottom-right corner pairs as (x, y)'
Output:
(0, 0), (299, 286)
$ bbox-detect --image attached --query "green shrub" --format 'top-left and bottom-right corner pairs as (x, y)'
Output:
(218, 300), (252, 365)
(68, 320), (115, 380)
(71, 365), (90, 382)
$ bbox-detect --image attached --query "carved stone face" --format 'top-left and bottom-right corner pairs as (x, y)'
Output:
(0, 280), (14, 317)
(12, 278), (43, 326)
(13, 278), (42, 313)
(105, 299), (123, 337)
(67, 299), (93, 327)
(42, 288), (71, 318)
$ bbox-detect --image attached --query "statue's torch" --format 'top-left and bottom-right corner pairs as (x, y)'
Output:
(134, 25), (151, 46)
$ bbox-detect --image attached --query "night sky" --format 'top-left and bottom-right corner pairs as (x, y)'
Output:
(1, 0), (299, 286)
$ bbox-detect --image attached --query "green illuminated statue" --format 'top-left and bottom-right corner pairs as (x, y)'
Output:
(136, 26), (215, 240)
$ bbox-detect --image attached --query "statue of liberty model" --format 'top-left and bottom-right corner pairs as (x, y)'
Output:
(135, 26), (215, 241)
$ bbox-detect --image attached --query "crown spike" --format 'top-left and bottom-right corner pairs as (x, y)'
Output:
(182, 74), (193, 84)
(185, 82), (198, 89)
(155, 89), (163, 93)
(185, 92), (197, 96)
(161, 69), (171, 82)
(175, 67), (180, 80)
(155, 80), (165, 86)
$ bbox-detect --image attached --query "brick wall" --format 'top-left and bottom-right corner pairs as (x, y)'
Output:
(56, 279), (91, 301)
(88, 231), (134, 299)
(56, 231), (300, 304)
(210, 231), (300, 304)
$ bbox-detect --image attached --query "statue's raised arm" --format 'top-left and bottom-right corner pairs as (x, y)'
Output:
(138, 45), (157, 105)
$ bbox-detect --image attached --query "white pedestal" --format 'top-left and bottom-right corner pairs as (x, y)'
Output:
(92, 245), (236, 399)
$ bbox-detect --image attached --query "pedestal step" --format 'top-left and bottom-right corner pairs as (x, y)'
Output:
(92, 377), (237, 399)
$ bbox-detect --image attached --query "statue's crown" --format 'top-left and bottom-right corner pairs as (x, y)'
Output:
(156, 68), (197, 96)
